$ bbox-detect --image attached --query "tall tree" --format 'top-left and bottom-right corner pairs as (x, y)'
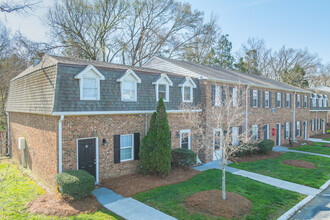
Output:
(281, 64), (309, 88)
(210, 34), (235, 70)
(0, 22), (10, 59)
(0, 0), (40, 14)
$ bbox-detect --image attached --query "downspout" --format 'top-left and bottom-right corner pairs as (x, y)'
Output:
(145, 114), (148, 136)
(58, 115), (64, 173)
(293, 91), (296, 142)
(245, 85), (249, 141)
(5, 111), (10, 156)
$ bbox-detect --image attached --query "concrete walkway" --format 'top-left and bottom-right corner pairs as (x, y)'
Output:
(308, 138), (330, 143)
(93, 187), (176, 220)
(194, 161), (320, 196)
(273, 146), (330, 158)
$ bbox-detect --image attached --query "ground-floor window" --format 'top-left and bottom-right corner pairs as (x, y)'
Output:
(285, 122), (290, 139)
(252, 125), (258, 140)
(232, 127), (239, 145)
(120, 134), (133, 162)
(311, 119), (314, 131)
(296, 121), (300, 137)
(263, 124), (269, 140)
(180, 129), (191, 149)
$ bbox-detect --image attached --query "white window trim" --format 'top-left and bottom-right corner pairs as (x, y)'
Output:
(252, 90), (258, 108)
(297, 94), (301, 108)
(117, 69), (141, 102)
(264, 91), (270, 108)
(277, 93), (281, 108)
(304, 95), (307, 108)
(286, 94), (290, 108)
(232, 126), (239, 145)
(180, 129), (191, 150)
(179, 77), (197, 103)
(120, 134), (134, 162)
(232, 88), (238, 107)
(265, 124), (270, 139)
(252, 125), (258, 140)
(323, 97), (327, 107)
(312, 97), (317, 107)
(318, 98), (323, 107)
(296, 121), (301, 137)
(215, 86), (222, 107)
(153, 74), (173, 102)
(311, 119), (314, 131)
(285, 122), (290, 139)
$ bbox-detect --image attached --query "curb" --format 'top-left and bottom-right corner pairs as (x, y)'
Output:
(277, 179), (330, 220)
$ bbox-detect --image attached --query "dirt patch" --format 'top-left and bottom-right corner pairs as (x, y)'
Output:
(102, 167), (201, 197)
(230, 151), (282, 163)
(283, 140), (315, 148)
(27, 193), (101, 217)
(184, 190), (251, 218)
(282, 160), (316, 169)
(310, 133), (330, 139)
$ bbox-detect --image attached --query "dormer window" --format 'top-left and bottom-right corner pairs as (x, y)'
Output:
(179, 77), (197, 103)
(324, 96), (328, 107)
(117, 69), (141, 102)
(75, 65), (105, 100)
(153, 74), (173, 102)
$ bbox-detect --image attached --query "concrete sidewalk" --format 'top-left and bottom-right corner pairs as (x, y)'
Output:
(273, 146), (330, 158)
(93, 187), (176, 220)
(194, 161), (320, 196)
(308, 138), (330, 143)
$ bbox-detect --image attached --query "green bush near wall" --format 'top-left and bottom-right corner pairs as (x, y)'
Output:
(172, 148), (197, 168)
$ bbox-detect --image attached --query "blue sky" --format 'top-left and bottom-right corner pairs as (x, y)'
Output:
(1, 0), (329, 64)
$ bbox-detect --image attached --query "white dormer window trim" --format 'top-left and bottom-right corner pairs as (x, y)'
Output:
(75, 65), (105, 101)
(179, 77), (197, 103)
(117, 69), (141, 102)
(152, 74), (173, 102)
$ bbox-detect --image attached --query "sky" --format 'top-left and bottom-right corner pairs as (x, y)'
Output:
(1, 0), (329, 64)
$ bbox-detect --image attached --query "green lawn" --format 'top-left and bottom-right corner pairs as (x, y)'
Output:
(0, 162), (120, 220)
(229, 152), (330, 188)
(133, 169), (305, 220)
(290, 142), (330, 155)
(323, 138), (330, 141)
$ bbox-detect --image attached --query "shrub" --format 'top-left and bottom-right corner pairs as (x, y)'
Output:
(172, 148), (197, 168)
(55, 170), (95, 200)
(257, 139), (274, 154)
(232, 143), (258, 157)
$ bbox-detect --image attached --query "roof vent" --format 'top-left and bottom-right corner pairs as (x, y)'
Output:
(33, 58), (41, 67)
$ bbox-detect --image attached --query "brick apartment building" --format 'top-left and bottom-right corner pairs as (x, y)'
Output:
(5, 55), (329, 187)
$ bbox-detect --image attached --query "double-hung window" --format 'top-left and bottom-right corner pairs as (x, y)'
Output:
(264, 91), (270, 108)
(120, 134), (133, 162)
(232, 88), (238, 107)
(286, 94), (290, 108)
(252, 125), (258, 140)
(296, 121), (300, 137)
(252, 90), (258, 107)
(83, 78), (98, 100)
(118, 69), (141, 102)
(276, 93), (281, 108)
(154, 74), (173, 102)
(180, 130), (191, 149)
(323, 96), (328, 107)
(297, 95), (301, 108)
(304, 95), (307, 108)
(215, 86), (222, 106)
(319, 97), (323, 107)
(285, 122), (290, 139)
(311, 119), (314, 131)
(312, 97), (316, 107)
(180, 78), (196, 103)
(158, 84), (167, 101)
(183, 86), (192, 102)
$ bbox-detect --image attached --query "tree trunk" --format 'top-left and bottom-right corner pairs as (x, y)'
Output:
(222, 166), (226, 200)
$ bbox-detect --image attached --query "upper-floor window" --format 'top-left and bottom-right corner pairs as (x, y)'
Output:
(252, 90), (258, 107)
(276, 92), (281, 108)
(264, 91), (270, 108)
(296, 94), (301, 108)
(312, 96), (316, 107)
(215, 86), (222, 106)
(232, 88), (238, 107)
(318, 97), (323, 107)
(285, 122), (290, 139)
(324, 96), (328, 107)
(117, 69), (141, 102)
(179, 77), (197, 103)
(304, 95), (307, 108)
(75, 65), (105, 101)
(285, 94), (290, 108)
(153, 74), (173, 102)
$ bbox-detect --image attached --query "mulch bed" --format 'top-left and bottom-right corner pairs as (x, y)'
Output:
(102, 167), (201, 197)
(282, 160), (316, 169)
(27, 193), (101, 217)
(184, 190), (251, 219)
(283, 140), (315, 148)
(310, 133), (330, 139)
(230, 151), (282, 163)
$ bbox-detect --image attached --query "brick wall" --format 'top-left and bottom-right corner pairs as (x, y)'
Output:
(310, 111), (328, 136)
(9, 112), (59, 187)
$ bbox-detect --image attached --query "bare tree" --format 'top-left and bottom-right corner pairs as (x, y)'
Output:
(308, 64), (330, 87)
(0, 22), (10, 59)
(0, 0), (40, 14)
(180, 85), (258, 200)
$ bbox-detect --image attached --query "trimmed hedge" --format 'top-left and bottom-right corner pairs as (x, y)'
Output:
(233, 139), (274, 157)
(55, 170), (95, 200)
(257, 139), (274, 154)
(172, 148), (197, 168)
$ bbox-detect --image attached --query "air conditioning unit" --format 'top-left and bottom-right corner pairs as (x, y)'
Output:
(18, 137), (26, 150)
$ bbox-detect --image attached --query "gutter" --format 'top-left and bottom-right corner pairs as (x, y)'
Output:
(293, 91), (296, 142)
(58, 115), (64, 173)
(5, 111), (10, 156)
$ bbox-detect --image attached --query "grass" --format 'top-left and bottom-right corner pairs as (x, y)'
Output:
(289, 142), (330, 155)
(323, 138), (330, 141)
(229, 152), (330, 188)
(0, 162), (120, 220)
(133, 169), (305, 220)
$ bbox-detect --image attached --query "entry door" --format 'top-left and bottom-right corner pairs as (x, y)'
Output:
(276, 124), (281, 146)
(78, 139), (96, 179)
(213, 129), (223, 160)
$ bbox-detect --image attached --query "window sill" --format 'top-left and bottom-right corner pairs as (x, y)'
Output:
(119, 158), (134, 163)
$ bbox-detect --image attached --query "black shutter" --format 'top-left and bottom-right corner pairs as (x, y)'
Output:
(262, 91), (266, 108)
(258, 90), (261, 108)
(281, 92), (283, 108)
(300, 121), (302, 136)
(114, 135), (120, 164)
(239, 88), (243, 106)
(239, 126), (243, 135)
(290, 94), (292, 108)
(269, 91), (272, 107)
(310, 120), (312, 131)
(258, 125), (261, 140)
(275, 92), (278, 107)
(284, 123), (287, 139)
(134, 133), (140, 160)
(250, 89), (253, 107)
(229, 87), (233, 107)
(211, 85), (215, 106)
(296, 94), (298, 107)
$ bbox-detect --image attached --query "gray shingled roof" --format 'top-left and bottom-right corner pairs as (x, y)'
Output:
(145, 57), (310, 93)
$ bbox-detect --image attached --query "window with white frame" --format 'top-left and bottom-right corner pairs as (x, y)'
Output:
(323, 96), (328, 107)
(180, 78), (196, 103)
(180, 130), (191, 149)
(232, 127), (239, 145)
(286, 94), (290, 108)
(117, 70), (141, 102)
(120, 134), (133, 162)
(252, 90), (258, 107)
(311, 119), (314, 131)
(153, 74), (173, 102)
(304, 95), (307, 108)
(312, 96), (316, 107)
(215, 86), (221, 106)
(285, 122), (290, 139)
(297, 94), (301, 108)
(232, 88), (238, 107)
(296, 121), (300, 137)
(83, 78), (98, 100)
(318, 97), (323, 107)
(252, 125), (258, 140)
(158, 84), (168, 101)
(276, 93), (281, 108)
(265, 91), (270, 108)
